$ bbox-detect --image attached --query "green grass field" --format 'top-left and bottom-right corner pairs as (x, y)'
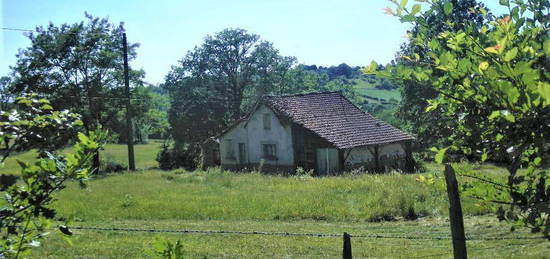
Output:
(353, 78), (402, 101)
(51, 168), (494, 223)
(0, 140), (163, 175)
(2, 143), (548, 258)
(34, 217), (549, 258)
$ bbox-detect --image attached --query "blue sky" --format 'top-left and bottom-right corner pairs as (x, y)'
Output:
(1, 0), (506, 84)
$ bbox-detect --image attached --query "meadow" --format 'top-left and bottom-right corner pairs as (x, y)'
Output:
(0, 140), (163, 176)
(352, 79), (402, 102)
(1, 142), (548, 258)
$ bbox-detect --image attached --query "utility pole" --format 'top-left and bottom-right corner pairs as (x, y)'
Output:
(123, 32), (136, 171)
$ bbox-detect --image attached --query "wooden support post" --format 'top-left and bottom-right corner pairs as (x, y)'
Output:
(338, 149), (345, 173)
(444, 164), (467, 259)
(342, 232), (352, 259)
(404, 141), (413, 173)
(374, 145), (380, 173)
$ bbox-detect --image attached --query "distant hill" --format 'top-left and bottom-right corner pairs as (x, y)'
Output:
(300, 63), (400, 103)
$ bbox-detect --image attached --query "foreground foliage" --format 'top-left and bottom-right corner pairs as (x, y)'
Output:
(368, 0), (549, 236)
(0, 96), (105, 258)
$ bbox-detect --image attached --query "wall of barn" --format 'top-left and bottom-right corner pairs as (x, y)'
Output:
(344, 142), (407, 171)
(219, 105), (294, 173)
(291, 124), (336, 173)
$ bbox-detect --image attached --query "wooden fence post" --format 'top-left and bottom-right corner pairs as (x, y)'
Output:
(343, 232), (352, 259)
(444, 164), (468, 259)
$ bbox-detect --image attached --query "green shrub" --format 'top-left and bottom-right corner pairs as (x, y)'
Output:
(101, 158), (127, 173)
(156, 144), (198, 170)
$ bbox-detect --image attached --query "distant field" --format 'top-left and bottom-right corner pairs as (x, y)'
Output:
(0, 140), (163, 175)
(101, 140), (163, 169)
(352, 78), (402, 102)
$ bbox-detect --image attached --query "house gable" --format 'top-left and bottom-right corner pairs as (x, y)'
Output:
(219, 105), (294, 167)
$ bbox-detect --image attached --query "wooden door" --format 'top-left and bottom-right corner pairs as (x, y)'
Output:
(316, 148), (339, 175)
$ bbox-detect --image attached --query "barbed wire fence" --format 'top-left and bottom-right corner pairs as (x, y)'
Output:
(64, 224), (547, 258)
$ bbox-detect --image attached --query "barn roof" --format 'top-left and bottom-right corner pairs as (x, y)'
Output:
(263, 91), (414, 149)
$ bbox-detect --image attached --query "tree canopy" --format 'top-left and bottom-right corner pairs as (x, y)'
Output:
(395, 0), (491, 149)
(8, 13), (146, 140)
(164, 28), (299, 145)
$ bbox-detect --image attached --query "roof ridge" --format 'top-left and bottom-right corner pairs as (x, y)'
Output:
(264, 90), (342, 98)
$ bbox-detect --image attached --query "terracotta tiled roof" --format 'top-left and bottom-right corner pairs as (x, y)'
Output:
(263, 91), (414, 149)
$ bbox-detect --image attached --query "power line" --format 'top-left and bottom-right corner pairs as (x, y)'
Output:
(1, 27), (123, 37)
(1, 27), (33, 32)
(64, 96), (147, 101)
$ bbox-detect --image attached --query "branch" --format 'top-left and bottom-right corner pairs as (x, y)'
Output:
(469, 195), (515, 206)
(458, 173), (510, 190)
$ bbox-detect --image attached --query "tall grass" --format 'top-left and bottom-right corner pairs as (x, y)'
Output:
(53, 168), (493, 223)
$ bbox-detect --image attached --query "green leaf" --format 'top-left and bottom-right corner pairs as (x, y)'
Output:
(484, 47), (499, 54)
(478, 62), (489, 73)
(499, 0), (510, 7)
(533, 157), (541, 166)
(425, 100), (439, 112)
(411, 4), (421, 15)
(77, 132), (90, 144)
(537, 82), (550, 106)
(481, 152), (488, 162)
(488, 110), (501, 120)
(495, 133), (504, 141)
(40, 104), (53, 110)
(543, 39), (550, 56)
(400, 0), (408, 8)
(503, 86), (520, 104)
(443, 2), (453, 15)
(504, 113), (515, 122)
(434, 147), (448, 164)
(503, 47), (518, 62)
(400, 14), (416, 22)
(361, 61), (378, 74)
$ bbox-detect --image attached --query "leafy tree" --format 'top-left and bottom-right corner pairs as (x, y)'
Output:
(368, 0), (549, 236)
(145, 86), (171, 139)
(8, 13), (145, 168)
(104, 85), (157, 144)
(164, 28), (297, 146)
(10, 13), (144, 131)
(394, 0), (491, 150)
(0, 95), (105, 257)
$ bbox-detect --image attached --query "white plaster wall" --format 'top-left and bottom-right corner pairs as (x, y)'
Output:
(380, 143), (406, 157)
(347, 147), (374, 164)
(219, 105), (294, 166)
(346, 142), (405, 164)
